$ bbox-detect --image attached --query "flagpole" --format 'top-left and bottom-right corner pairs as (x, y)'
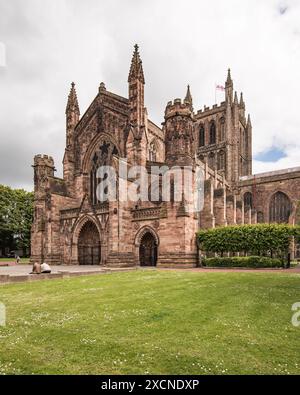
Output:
(214, 83), (216, 104)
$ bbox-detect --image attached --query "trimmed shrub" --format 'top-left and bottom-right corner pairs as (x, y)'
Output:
(203, 256), (282, 268)
(197, 224), (299, 256)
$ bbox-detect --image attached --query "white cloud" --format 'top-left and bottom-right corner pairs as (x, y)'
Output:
(0, 0), (300, 189)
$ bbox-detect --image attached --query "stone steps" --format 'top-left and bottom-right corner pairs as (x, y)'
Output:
(106, 252), (136, 267)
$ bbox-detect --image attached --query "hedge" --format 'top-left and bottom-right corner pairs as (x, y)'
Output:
(203, 256), (282, 268)
(197, 224), (299, 255)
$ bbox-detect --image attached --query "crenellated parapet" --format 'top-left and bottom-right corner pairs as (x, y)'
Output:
(164, 98), (193, 120)
(33, 154), (55, 195)
(34, 154), (55, 168)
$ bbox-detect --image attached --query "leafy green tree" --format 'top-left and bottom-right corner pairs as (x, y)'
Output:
(0, 185), (34, 255)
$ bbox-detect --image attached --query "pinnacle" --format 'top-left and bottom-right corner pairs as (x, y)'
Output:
(128, 44), (145, 84)
(226, 68), (233, 86)
(66, 82), (80, 115)
(240, 92), (245, 108)
(184, 84), (193, 104)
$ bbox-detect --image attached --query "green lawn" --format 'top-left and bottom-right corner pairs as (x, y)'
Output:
(0, 258), (29, 264)
(0, 270), (299, 375)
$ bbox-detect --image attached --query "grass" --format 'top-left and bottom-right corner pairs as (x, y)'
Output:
(0, 270), (299, 375)
(0, 258), (29, 264)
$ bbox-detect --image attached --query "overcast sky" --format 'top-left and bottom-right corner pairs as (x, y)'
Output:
(0, 0), (300, 191)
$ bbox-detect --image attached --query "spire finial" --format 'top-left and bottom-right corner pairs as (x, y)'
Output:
(240, 92), (245, 109)
(226, 68), (233, 86)
(184, 84), (192, 103)
(66, 82), (79, 115)
(234, 91), (238, 104)
(128, 44), (145, 84)
(247, 114), (252, 127)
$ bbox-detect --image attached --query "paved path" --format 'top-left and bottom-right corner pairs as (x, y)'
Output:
(162, 266), (300, 274)
(0, 265), (106, 276)
(0, 265), (138, 284)
(1, 264), (299, 278)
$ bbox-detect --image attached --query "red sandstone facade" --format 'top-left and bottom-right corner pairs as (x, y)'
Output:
(30, 45), (300, 266)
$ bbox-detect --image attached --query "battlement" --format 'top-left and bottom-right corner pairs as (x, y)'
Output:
(195, 101), (226, 118)
(165, 98), (192, 119)
(34, 154), (55, 168)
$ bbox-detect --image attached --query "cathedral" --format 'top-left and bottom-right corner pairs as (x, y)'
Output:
(30, 45), (300, 267)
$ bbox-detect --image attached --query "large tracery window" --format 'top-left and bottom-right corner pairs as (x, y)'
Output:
(209, 121), (216, 145)
(217, 150), (225, 170)
(269, 192), (292, 224)
(199, 125), (205, 147)
(219, 117), (225, 141)
(257, 211), (264, 223)
(208, 152), (215, 169)
(244, 192), (253, 210)
(149, 141), (157, 162)
(90, 141), (119, 205)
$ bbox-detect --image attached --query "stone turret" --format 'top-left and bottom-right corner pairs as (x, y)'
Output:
(33, 154), (55, 195)
(164, 98), (195, 166)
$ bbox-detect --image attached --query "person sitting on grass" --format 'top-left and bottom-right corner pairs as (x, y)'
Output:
(41, 262), (51, 274)
(30, 262), (41, 274)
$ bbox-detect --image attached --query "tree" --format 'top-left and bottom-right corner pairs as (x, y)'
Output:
(0, 185), (34, 255)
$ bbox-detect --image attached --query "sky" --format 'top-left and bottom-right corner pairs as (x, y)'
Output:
(0, 0), (300, 191)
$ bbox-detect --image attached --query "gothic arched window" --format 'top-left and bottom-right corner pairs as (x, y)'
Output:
(208, 152), (215, 169)
(257, 211), (264, 223)
(209, 121), (216, 145)
(149, 141), (157, 162)
(269, 192), (291, 223)
(199, 125), (205, 147)
(217, 150), (225, 170)
(90, 141), (119, 205)
(244, 192), (253, 210)
(219, 118), (225, 141)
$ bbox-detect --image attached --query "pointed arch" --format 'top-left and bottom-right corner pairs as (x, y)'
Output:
(71, 214), (103, 265)
(208, 152), (215, 169)
(217, 150), (226, 170)
(219, 117), (225, 141)
(148, 139), (158, 162)
(82, 132), (121, 174)
(243, 192), (253, 210)
(134, 226), (159, 267)
(209, 121), (216, 144)
(269, 191), (292, 224)
(134, 225), (160, 247)
(199, 124), (205, 147)
(72, 214), (102, 245)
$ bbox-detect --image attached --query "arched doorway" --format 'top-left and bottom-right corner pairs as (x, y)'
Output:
(78, 221), (101, 265)
(139, 232), (158, 267)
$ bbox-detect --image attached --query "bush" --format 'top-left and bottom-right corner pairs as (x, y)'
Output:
(197, 224), (299, 256)
(202, 256), (282, 268)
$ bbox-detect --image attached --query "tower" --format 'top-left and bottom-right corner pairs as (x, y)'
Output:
(223, 69), (252, 182)
(31, 154), (55, 263)
(164, 94), (195, 167)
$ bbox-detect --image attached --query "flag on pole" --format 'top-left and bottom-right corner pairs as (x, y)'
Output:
(216, 84), (225, 91)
